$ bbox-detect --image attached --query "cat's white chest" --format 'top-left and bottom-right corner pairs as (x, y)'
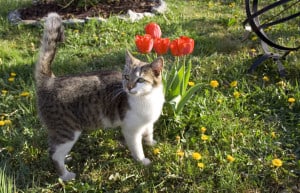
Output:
(126, 86), (164, 124)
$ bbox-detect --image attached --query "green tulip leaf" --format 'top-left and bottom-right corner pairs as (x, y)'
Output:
(175, 83), (201, 114)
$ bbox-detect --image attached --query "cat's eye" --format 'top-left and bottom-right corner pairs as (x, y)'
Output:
(137, 78), (145, 83)
(123, 75), (130, 80)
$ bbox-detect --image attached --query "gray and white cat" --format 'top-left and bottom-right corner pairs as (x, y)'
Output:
(35, 13), (164, 181)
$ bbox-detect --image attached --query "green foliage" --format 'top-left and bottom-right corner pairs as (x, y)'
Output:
(0, 0), (300, 192)
(164, 58), (201, 115)
(0, 166), (16, 193)
(0, 0), (31, 17)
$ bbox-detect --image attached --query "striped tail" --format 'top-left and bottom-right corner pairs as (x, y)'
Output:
(35, 12), (64, 86)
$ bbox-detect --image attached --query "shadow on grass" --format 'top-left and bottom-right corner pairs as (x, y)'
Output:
(246, 52), (300, 80)
(51, 49), (127, 76)
(243, 61), (300, 183)
(183, 18), (247, 55)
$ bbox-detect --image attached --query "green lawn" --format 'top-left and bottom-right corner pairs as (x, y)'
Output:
(1, 0), (300, 192)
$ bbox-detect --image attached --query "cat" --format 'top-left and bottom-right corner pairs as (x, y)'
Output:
(35, 13), (165, 181)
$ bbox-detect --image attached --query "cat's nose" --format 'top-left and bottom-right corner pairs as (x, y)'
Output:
(127, 83), (134, 90)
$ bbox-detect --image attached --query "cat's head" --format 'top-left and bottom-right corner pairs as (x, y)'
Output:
(123, 51), (164, 96)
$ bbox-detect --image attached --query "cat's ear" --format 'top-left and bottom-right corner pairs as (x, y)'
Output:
(151, 57), (164, 77)
(125, 50), (135, 66)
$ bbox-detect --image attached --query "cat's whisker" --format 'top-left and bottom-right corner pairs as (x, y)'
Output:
(110, 88), (126, 101)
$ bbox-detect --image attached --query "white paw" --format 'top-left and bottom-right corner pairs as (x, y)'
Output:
(141, 158), (152, 166)
(145, 139), (157, 146)
(60, 171), (76, 181)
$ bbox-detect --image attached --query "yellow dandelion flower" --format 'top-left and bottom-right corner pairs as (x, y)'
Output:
(0, 121), (5, 126)
(250, 48), (257, 53)
(251, 36), (258, 41)
(197, 162), (204, 169)
(10, 72), (16, 77)
(93, 35), (99, 41)
(4, 120), (12, 125)
(210, 80), (219, 88)
(2, 90), (8, 95)
(217, 99), (222, 104)
(230, 81), (238, 87)
(264, 26), (272, 32)
(271, 132), (276, 138)
(153, 148), (160, 155)
(8, 77), (15, 82)
(200, 127), (207, 133)
(201, 134), (209, 141)
(192, 152), (202, 160)
(288, 97), (295, 103)
(188, 81), (195, 86)
(176, 150), (184, 157)
(175, 135), (181, 141)
(6, 146), (14, 153)
(262, 76), (270, 82)
(233, 91), (241, 98)
(74, 29), (79, 33)
(229, 2), (235, 8)
(30, 42), (36, 51)
(208, 2), (214, 8)
(226, 155), (235, 162)
(276, 81), (286, 87)
(272, 158), (283, 167)
(20, 92), (30, 97)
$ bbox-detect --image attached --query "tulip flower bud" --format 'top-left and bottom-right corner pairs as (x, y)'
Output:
(145, 22), (162, 39)
(153, 37), (170, 55)
(135, 34), (154, 54)
(170, 36), (195, 56)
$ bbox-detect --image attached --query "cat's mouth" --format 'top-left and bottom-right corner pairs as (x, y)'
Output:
(128, 89), (152, 96)
(128, 90), (138, 95)
(123, 87), (137, 95)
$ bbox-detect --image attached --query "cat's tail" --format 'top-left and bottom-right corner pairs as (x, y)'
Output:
(35, 12), (64, 86)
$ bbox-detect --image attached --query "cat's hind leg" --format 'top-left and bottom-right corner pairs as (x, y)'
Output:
(49, 130), (81, 181)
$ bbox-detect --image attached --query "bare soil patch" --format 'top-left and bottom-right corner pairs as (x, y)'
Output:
(18, 0), (160, 20)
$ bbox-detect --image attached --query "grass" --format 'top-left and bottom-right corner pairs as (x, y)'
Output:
(0, 166), (15, 193)
(1, 0), (300, 192)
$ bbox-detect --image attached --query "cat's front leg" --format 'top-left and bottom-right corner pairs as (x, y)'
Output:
(143, 124), (157, 146)
(122, 128), (151, 165)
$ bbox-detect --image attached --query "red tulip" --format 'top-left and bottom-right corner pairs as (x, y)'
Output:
(135, 34), (154, 54)
(153, 37), (170, 55)
(170, 38), (182, 56)
(170, 36), (194, 56)
(145, 22), (162, 39)
(180, 36), (194, 55)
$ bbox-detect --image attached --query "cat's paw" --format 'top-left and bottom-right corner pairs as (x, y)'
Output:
(60, 171), (76, 181)
(141, 158), (152, 166)
(145, 139), (157, 146)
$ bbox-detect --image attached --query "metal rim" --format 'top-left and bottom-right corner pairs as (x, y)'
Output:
(244, 0), (300, 51)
